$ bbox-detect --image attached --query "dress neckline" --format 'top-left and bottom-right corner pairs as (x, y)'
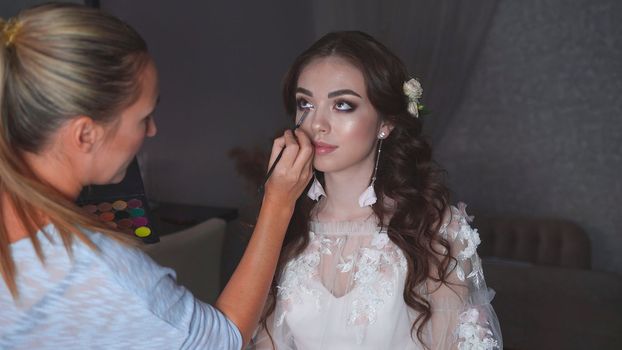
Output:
(309, 217), (386, 236)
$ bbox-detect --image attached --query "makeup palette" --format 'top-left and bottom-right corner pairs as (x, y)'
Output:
(76, 158), (159, 244)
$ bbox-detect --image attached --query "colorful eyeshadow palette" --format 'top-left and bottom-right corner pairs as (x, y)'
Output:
(76, 158), (159, 244)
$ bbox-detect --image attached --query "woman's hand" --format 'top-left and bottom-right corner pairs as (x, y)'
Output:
(215, 128), (313, 347)
(263, 129), (314, 209)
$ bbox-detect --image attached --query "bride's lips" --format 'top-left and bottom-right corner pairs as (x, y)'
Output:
(314, 141), (338, 155)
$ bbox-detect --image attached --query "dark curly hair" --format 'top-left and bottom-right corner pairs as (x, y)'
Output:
(260, 31), (452, 348)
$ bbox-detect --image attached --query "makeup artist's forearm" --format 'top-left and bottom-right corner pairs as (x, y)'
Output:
(215, 197), (293, 346)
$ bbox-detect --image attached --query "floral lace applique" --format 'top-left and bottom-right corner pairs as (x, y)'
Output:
(266, 210), (501, 349)
(439, 203), (485, 287)
(337, 254), (355, 273)
(349, 231), (407, 343)
(318, 234), (339, 255)
(275, 232), (322, 326)
(456, 308), (499, 350)
(276, 226), (407, 344)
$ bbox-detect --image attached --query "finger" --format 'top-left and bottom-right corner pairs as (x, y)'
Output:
(292, 129), (314, 172)
(276, 130), (299, 169)
(267, 135), (286, 170)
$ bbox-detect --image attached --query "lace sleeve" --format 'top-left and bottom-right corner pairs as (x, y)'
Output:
(423, 203), (503, 350)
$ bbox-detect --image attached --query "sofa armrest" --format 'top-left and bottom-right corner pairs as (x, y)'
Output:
(143, 217), (227, 303)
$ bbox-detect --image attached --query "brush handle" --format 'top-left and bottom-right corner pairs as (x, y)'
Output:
(257, 110), (309, 195)
(259, 147), (284, 193)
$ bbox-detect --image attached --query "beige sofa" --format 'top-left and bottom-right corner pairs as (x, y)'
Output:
(143, 218), (227, 304)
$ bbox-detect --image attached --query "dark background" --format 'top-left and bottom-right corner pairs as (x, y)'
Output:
(2, 0), (620, 277)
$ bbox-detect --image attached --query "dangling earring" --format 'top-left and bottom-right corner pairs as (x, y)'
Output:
(307, 172), (326, 201)
(358, 133), (384, 207)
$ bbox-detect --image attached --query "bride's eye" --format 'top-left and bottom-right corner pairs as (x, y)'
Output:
(296, 98), (314, 110)
(335, 100), (355, 112)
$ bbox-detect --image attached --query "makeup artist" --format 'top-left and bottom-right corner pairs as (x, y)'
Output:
(0, 4), (312, 349)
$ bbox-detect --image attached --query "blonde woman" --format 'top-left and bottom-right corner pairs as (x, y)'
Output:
(0, 4), (313, 349)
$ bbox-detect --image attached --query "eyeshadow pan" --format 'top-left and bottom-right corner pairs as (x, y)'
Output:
(127, 199), (142, 209)
(99, 212), (115, 222)
(97, 202), (113, 212)
(117, 218), (133, 229)
(112, 200), (128, 211)
(114, 211), (131, 220)
(83, 204), (98, 214)
(132, 216), (148, 227)
(130, 208), (145, 217)
(134, 226), (151, 237)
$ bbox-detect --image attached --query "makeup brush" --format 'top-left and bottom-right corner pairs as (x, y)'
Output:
(258, 109), (310, 194)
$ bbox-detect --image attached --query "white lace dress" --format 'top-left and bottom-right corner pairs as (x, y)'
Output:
(251, 203), (502, 350)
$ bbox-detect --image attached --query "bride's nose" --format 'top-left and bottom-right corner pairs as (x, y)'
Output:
(310, 108), (330, 135)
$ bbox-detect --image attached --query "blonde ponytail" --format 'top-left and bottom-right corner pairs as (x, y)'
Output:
(0, 3), (148, 298)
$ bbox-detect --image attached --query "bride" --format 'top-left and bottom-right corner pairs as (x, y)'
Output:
(252, 31), (502, 350)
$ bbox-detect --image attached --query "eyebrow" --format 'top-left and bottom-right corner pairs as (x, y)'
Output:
(295, 87), (313, 96)
(295, 88), (362, 99)
(327, 89), (361, 98)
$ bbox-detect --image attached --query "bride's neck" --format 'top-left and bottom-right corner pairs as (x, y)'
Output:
(315, 170), (374, 222)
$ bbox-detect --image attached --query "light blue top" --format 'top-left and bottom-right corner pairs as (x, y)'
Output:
(0, 225), (242, 350)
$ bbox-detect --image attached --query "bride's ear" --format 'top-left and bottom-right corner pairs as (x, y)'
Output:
(379, 121), (395, 138)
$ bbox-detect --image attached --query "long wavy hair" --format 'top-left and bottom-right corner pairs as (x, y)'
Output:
(259, 31), (452, 348)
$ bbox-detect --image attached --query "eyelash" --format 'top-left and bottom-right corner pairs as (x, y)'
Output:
(295, 98), (357, 112)
(335, 100), (355, 112)
(296, 98), (314, 110)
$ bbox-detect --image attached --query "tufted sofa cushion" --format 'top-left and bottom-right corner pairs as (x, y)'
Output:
(474, 217), (591, 269)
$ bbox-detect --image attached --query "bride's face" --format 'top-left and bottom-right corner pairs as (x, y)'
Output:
(296, 56), (390, 175)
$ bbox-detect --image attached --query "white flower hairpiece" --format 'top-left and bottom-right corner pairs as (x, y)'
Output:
(403, 78), (423, 118)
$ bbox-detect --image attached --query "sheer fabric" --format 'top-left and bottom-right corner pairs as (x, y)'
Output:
(251, 203), (502, 349)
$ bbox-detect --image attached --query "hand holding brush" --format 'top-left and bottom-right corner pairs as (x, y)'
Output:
(258, 110), (311, 194)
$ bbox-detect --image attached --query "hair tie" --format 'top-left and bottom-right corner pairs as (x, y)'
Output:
(1, 17), (22, 48)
